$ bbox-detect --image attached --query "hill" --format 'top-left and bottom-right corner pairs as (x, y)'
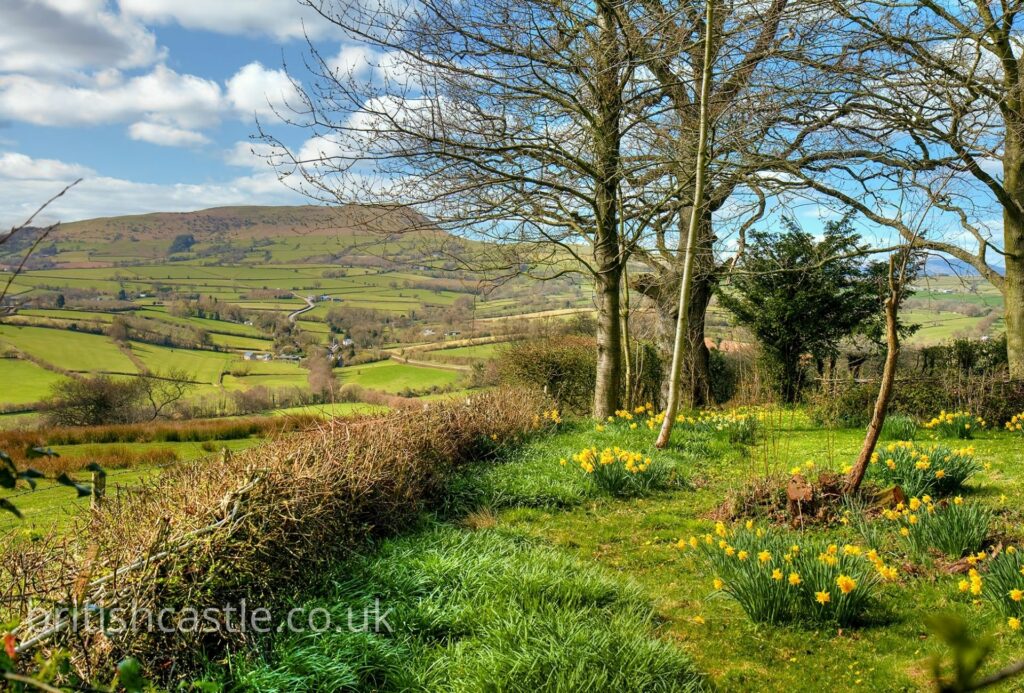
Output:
(0, 205), (589, 424)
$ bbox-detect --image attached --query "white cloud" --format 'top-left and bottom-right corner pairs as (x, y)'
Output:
(0, 151), (95, 181)
(128, 121), (211, 147)
(226, 62), (300, 118)
(0, 151), (304, 230)
(0, 0), (160, 76)
(0, 66), (223, 129)
(118, 0), (338, 40)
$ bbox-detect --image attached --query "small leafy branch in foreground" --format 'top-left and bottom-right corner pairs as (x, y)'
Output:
(868, 441), (980, 497)
(0, 448), (99, 518)
(923, 411), (986, 440)
(678, 521), (898, 625)
(928, 615), (1024, 691)
(883, 496), (991, 560)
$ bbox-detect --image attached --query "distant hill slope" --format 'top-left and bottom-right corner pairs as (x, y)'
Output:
(51, 204), (436, 242)
(0, 204), (454, 270)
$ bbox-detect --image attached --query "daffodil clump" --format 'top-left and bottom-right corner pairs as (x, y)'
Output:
(668, 409), (759, 445)
(883, 495), (991, 560)
(679, 521), (896, 625)
(567, 445), (667, 496)
(956, 546), (1024, 633)
(923, 410), (986, 440)
(531, 408), (563, 430)
(1005, 412), (1024, 435)
(868, 441), (980, 497)
(599, 404), (655, 432)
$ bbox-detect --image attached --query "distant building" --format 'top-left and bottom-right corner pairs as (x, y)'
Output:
(341, 337), (355, 347)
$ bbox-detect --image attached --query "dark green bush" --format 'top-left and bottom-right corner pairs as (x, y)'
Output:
(809, 374), (1024, 428)
(498, 337), (661, 413)
(498, 337), (596, 413)
(708, 348), (738, 404)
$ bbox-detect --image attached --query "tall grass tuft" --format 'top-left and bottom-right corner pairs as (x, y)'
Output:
(976, 546), (1024, 620)
(232, 525), (705, 692)
(883, 496), (991, 560)
(881, 414), (917, 441)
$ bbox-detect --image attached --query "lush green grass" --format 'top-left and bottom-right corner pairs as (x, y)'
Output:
(448, 413), (1024, 690)
(338, 360), (463, 393)
(231, 524), (705, 692)
(0, 324), (138, 373)
(0, 358), (65, 404)
(444, 421), (699, 512)
(128, 342), (235, 384)
(427, 343), (502, 361)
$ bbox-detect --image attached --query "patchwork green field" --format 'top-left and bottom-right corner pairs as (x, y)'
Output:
(0, 206), (592, 424)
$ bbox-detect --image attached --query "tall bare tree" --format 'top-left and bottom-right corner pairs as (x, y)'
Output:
(264, 0), (655, 417)
(792, 0), (1024, 378)
(616, 0), (842, 406)
(655, 0), (715, 447)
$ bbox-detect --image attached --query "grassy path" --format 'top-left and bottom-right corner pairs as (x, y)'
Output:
(236, 413), (1022, 691)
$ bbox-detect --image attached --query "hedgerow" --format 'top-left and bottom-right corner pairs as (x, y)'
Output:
(1, 387), (552, 682)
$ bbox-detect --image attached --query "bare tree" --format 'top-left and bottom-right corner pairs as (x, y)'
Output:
(138, 369), (196, 421)
(788, 0), (1024, 377)
(617, 0), (845, 406)
(261, 0), (659, 417)
(655, 0), (715, 446)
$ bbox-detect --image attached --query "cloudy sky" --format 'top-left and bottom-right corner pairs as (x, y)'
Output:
(0, 0), (351, 229)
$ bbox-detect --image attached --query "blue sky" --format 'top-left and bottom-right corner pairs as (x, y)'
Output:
(0, 0), (354, 228)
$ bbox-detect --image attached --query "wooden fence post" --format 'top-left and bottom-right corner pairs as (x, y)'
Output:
(91, 471), (106, 510)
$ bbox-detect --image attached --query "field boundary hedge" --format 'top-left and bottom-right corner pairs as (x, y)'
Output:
(1, 386), (552, 681)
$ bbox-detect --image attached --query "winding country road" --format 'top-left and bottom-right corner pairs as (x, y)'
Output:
(288, 293), (316, 322)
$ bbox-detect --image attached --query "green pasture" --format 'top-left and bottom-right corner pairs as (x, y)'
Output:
(0, 438), (262, 535)
(0, 358), (65, 404)
(337, 359), (463, 393)
(0, 324), (137, 373)
(127, 343), (234, 384)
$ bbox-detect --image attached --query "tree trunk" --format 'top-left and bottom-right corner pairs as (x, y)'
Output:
(590, 0), (625, 420)
(652, 273), (714, 407)
(847, 257), (901, 494)
(655, 0), (715, 449)
(1005, 214), (1024, 380)
(594, 266), (623, 419)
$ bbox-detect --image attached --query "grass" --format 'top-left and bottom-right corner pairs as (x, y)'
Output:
(337, 360), (463, 393)
(0, 358), (64, 404)
(128, 342), (234, 384)
(269, 402), (388, 418)
(221, 410), (1024, 691)
(0, 438), (262, 535)
(231, 524), (705, 692)
(455, 414), (1024, 690)
(0, 324), (138, 373)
